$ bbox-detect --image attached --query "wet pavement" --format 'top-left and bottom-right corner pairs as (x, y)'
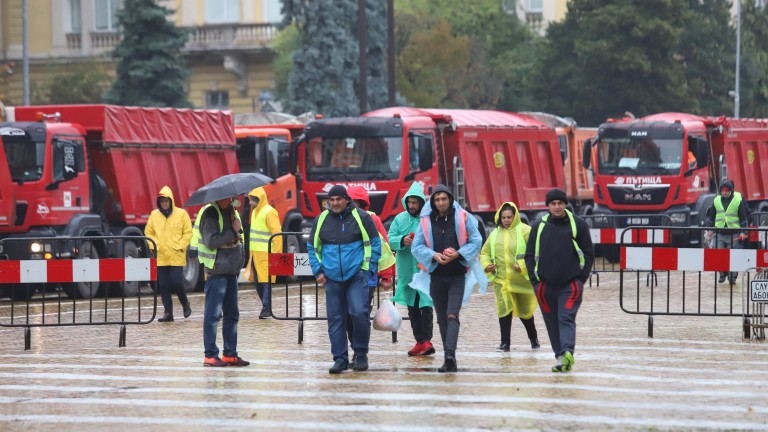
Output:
(1, 269), (767, 431)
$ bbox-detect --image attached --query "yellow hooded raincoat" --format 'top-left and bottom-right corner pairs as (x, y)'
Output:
(479, 202), (538, 318)
(245, 187), (283, 283)
(144, 186), (193, 267)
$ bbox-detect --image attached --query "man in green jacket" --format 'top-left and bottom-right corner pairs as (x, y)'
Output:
(389, 182), (435, 357)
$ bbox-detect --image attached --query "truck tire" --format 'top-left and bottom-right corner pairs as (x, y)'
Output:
(182, 256), (204, 293)
(62, 241), (101, 299)
(8, 285), (34, 301)
(603, 245), (621, 263)
(119, 240), (140, 297)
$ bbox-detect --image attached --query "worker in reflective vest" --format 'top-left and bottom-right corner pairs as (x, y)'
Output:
(705, 179), (750, 284)
(524, 189), (594, 373)
(307, 185), (381, 374)
(480, 202), (540, 352)
(246, 187), (283, 319)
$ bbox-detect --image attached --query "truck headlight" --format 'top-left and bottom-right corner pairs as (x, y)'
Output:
(669, 213), (687, 224)
(30, 242), (42, 253)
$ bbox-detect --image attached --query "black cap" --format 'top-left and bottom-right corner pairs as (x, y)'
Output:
(545, 188), (568, 206)
(327, 185), (349, 200)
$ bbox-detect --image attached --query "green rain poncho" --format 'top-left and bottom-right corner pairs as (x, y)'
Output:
(479, 202), (538, 318)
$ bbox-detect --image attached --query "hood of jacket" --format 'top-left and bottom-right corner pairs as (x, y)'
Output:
(719, 179), (735, 196)
(347, 186), (370, 210)
(249, 187), (269, 214)
(429, 184), (454, 214)
(401, 181), (426, 214)
(157, 186), (175, 217)
(494, 201), (521, 229)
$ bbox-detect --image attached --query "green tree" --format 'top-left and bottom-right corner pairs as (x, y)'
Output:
(272, 24), (301, 104)
(104, 0), (190, 107)
(31, 60), (110, 104)
(280, 0), (388, 116)
(740, 1), (768, 117)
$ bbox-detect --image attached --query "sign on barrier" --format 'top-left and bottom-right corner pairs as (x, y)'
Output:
(269, 253), (314, 276)
(590, 228), (670, 244)
(751, 280), (768, 303)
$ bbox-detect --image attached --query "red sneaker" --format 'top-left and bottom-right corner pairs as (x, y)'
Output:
(222, 355), (250, 367)
(203, 357), (227, 367)
(407, 342), (423, 356)
(418, 340), (436, 356)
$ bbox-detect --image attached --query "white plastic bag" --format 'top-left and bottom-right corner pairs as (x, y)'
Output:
(372, 299), (402, 332)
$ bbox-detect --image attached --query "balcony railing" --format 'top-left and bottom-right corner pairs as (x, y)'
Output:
(64, 23), (279, 55)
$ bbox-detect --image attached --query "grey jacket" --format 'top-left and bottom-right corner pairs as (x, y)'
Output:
(200, 204), (245, 276)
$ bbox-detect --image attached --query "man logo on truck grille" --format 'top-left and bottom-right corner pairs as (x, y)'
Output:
(624, 193), (652, 201)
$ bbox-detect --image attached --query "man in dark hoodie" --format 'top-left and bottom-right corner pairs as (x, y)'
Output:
(524, 188), (594, 373)
(705, 179), (750, 284)
(411, 184), (483, 373)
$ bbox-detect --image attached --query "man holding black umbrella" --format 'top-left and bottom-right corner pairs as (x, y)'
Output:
(197, 196), (250, 367)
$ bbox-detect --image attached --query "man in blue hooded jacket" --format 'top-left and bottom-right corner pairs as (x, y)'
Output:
(307, 185), (381, 374)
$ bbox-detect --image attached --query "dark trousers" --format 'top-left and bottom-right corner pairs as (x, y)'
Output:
(430, 273), (465, 358)
(347, 286), (376, 346)
(157, 266), (188, 314)
(536, 279), (583, 357)
(407, 291), (434, 343)
(499, 314), (538, 345)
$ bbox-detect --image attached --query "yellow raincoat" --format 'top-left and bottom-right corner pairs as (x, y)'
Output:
(479, 202), (538, 318)
(245, 187), (283, 283)
(144, 186), (193, 267)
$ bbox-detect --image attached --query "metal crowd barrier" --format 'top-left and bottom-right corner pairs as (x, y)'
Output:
(0, 236), (158, 349)
(266, 232), (399, 344)
(742, 267), (767, 341)
(582, 214), (674, 286)
(619, 226), (768, 338)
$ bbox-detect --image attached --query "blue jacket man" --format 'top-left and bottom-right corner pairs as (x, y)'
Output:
(307, 185), (381, 374)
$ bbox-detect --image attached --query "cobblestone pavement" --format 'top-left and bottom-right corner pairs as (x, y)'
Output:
(0, 270), (767, 431)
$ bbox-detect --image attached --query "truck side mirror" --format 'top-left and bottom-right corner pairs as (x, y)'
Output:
(582, 138), (593, 169)
(53, 139), (79, 181)
(289, 139), (300, 175)
(417, 135), (434, 172)
(695, 138), (709, 167)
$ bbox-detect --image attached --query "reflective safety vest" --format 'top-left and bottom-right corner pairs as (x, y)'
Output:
(534, 209), (585, 279)
(249, 204), (277, 252)
(713, 192), (743, 228)
(368, 211), (396, 270)
(192, 204), (243, 270)
(313, 209), (372, 271)
(488, 223), (528, 282)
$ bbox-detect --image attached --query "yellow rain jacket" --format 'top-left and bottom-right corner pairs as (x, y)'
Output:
(479, 202), (538, 318)
(144, 186), (193, 267)
(245, 187), (283, 283)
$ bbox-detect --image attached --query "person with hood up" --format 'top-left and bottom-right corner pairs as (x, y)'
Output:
(705, 179), (750, 284)
(307, 185), (381, 374)
(524, 189), (594, 373)
(389, 182), (435, 357)
(480, 202), (540, 352)
(144, 186), (193, 322)
(411, 184), (484, 373)
(245, 187), (283, 319)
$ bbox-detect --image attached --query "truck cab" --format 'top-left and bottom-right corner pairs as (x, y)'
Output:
(0, 133), (16, 230)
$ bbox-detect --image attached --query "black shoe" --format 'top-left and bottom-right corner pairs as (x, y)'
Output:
(259, 307), (271, 319)
(182, 302), (192, 319)
(438, 356), (457, 373)
(157, 311), (173, 322)
(329, 359), (349, 374)
(729, 278), (737, 285)
(718, 274), (727, 283)
(530, 338), (540, 350)
(496, 343), (510, 352)
(353, 354), (368, 371)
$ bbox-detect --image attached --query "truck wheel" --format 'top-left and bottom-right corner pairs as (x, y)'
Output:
(62, 241), (101, 299)
(119, 240), (140, 297)
(9, 285), (33, 301)
(182, 256), (203, 293)
(603, 245), (621, 264)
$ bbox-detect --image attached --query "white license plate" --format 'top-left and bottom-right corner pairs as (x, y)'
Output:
(627, 217), (649, 225)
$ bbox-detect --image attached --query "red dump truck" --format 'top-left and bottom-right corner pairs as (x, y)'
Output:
(293, 107), (565, 236)
(0, 104), (237, 299)
(0, 141), (15, 229)
(584, 112), (768, 255)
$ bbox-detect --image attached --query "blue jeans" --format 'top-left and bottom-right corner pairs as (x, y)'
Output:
(326, 270), (369, 362)
(256, 282), (271, 309)
(203, 274), (240, 358)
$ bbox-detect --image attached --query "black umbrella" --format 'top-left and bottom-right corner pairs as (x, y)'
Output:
(184, 173), (273, 207)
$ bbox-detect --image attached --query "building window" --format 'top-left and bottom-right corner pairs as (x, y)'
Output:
(528, 0), (543, 12)
(206, 0), (240, 23)
(69, 0), (82, 32)
(264, 0), (283, 22)
(205, 91), (230, 109)
(94, 0), (120, 31)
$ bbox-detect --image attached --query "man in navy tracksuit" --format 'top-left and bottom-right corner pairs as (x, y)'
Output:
(524, 189), (594, 373)
(307, 185), (381, 374)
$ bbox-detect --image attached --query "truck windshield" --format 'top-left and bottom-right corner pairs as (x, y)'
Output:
(305, 136), (402, 180)
(1, 128), (45, 182)
(597, 136), (684, 175)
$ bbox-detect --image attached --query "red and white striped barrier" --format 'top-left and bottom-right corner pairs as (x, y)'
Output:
(590, 228), (670, 245)
(0, 258), (157, 284)
(268, 253), (314, 276)
(621, 247), (768, 272)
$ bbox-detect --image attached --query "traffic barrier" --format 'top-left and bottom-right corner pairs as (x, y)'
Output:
(0, 236), (158, 350)
(742, 268), (767, 341)
(619, 226), (768, 337)
(266, 232), (398, 344)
